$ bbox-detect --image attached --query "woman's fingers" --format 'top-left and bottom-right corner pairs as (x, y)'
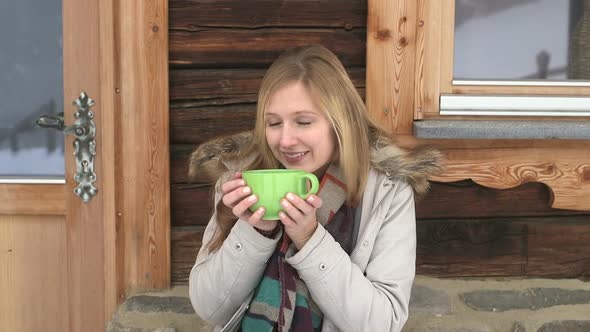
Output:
(247, 207), (267, 225)
(284, 193), (320, 215)
(221, 172), (252, 208)
(281, 194), (310, 223)
(305, 194), (323, 209)
(222, 185), (252, 208)
(279, 211), (296, 227)
(220, 173), (245, 194)
(231, 194), (258, 218)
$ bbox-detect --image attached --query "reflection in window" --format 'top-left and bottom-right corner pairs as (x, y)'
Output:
(454, 0), (590, 81)
(0, 0), (64, 178)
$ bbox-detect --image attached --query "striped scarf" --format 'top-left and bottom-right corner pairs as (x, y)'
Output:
(240, 165), (355, 332)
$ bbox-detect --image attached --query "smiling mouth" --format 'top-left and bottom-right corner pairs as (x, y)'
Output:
(281, 151), (308, 162)
(283, 152), (307, 158)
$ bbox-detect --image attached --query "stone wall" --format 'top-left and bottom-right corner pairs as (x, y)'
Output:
(107, 276), (590, 332)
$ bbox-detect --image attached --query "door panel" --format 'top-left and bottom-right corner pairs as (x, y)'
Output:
(1, 0), (116, 329)
(0, 184), (65, 215)
(0, 215), (68, 332)
(0, 0), (170, 330)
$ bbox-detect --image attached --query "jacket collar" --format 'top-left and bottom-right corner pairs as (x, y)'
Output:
(188, 130), (443, 197)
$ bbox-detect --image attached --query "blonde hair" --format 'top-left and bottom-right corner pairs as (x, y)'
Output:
(254, 44), (385, 204)
(209, 44), (389, 251)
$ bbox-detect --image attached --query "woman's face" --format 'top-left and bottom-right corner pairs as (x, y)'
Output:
(265, 81), (336, 176)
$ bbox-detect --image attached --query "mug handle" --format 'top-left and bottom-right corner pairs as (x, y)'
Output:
(300, 173), (319, 197)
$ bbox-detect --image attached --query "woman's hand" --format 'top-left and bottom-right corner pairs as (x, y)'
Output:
(221, 172), (278, 231)
(279, 193), (323, 250)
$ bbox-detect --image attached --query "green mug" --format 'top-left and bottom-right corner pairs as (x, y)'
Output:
(242, 169), (319, 220)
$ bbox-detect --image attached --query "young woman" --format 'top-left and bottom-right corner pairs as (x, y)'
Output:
(188, 44), (442, 332)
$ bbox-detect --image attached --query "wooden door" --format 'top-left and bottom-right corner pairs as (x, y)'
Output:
(0, 0), (170, 331)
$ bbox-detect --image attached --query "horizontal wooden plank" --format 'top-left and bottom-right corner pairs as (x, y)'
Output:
(171, 226), (205, 284)
(170, 69), (264, 104)
(169, 29), (366, 68)
(417, 180), (587, 219)
(169, 68), (366, 103)
(527, 219), (590, 278)
(170, 104), (257, 145)
(170, 178), (585, 226)
(171, 184), (213, 226)
(418, 216), (590, 279)
(0, 184), (65, 215)
(170, 0), (366, 29)
(171, 145), (197, 184)
(171, 216), (590, 283)
(416, 218), (527, 277)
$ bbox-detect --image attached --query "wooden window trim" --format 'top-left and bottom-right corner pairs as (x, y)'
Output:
(416, 0), (590, 120)
(367, 0), (590, 211)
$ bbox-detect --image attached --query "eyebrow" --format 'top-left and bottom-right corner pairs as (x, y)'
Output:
(266, 110), (318, 116)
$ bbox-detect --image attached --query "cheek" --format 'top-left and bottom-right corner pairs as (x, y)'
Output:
(265, 132), (283, 159)
(265, 130), (276, 147)
(318, 128), (336, 151)
(324, 136), (337, 157)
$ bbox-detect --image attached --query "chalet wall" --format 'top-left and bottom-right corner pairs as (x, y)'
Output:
(168, 0), (590, 284)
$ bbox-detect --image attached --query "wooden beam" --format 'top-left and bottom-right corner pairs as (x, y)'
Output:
(414, 0), (444, 117)
(170, 0), (367, 29)
(169, 68), (365, 103)
(417, 180), (588, 220)
(98, 0), (119, 319)
(170, 29), (366, 69)
(0, 184), (65, 215)
(169, 180), (587, 228)
(416, 216), (590, 279)
(171, 226), (205, 284)
(395, 136), (590, 212)
(366, 0), (417, 134)
(63, 0), (114, 328)
(117, 0), (171, 290)
(171, 216), (590, 283)
(430, 147), (590, 211)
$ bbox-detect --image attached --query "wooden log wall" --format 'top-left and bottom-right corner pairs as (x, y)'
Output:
(168, 0), (590, 284)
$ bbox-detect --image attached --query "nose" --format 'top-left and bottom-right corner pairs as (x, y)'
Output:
(279, 125), (298, 148)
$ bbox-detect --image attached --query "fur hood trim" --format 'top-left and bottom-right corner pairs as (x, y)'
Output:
(188, 131), (443, 196)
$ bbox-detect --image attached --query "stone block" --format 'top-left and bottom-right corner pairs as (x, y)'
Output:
(537, 320), (590, 332)
(512, 322), (526, 332)
(107, 321), (176, 332)
(461, 288), (590, 312)
(410, 327), (492, 332)
(410, 285), (452, 315)
(125, 295), (195, 315)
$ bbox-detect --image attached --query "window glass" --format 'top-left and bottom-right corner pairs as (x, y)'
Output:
(454, 0), (590, 81)
(0, 0), (64, 178)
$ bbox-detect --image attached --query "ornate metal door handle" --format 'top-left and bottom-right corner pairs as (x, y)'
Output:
(36, 92), (97, 202)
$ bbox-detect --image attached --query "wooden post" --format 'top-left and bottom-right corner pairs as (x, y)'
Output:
(366, 0), (418, 134)
(117, 0), (171, 290)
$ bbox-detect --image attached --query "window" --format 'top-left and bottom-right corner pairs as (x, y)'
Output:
(416, 0), (590, 118)
(0, 0), (65, 180)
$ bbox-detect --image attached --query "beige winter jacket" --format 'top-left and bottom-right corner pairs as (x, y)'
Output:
(187, 131), (442, 332)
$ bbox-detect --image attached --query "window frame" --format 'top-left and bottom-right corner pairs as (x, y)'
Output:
(415, 0), (590, 120)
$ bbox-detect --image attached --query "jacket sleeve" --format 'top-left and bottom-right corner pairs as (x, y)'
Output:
(285, 182), (416, 332)
(188, 180), (281, 326)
